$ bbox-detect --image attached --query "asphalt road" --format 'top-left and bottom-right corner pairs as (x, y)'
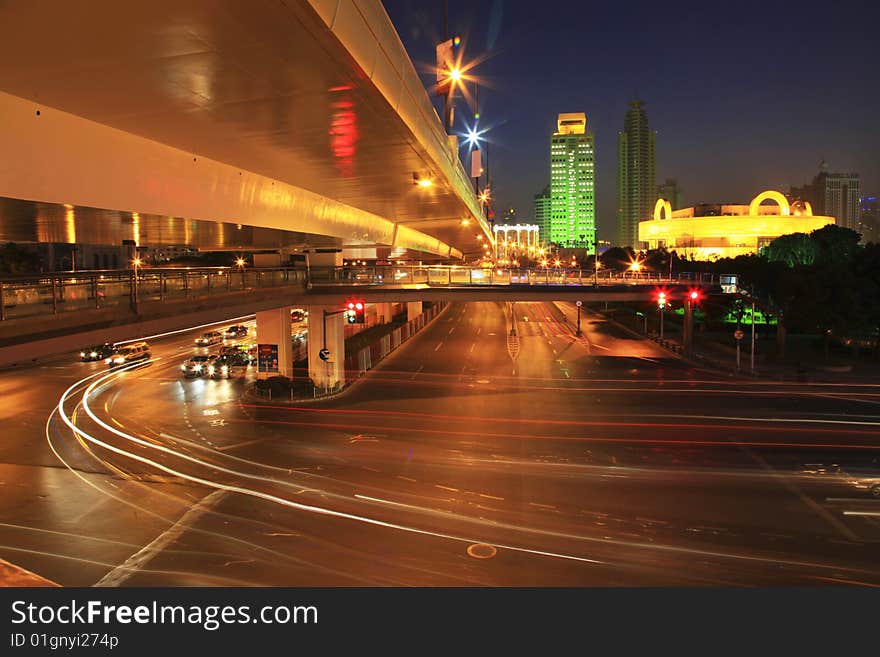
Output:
(2, 302), (879, 586)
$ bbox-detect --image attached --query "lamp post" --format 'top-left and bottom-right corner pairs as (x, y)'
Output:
(131, 256), (141, 312)
(576, 300), (582, 337)
(235, 257), (246, 288)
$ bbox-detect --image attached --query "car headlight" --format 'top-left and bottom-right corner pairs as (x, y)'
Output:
(113, 357), (125, 364)
(194, 364), (202, 371)
(90, 352), (97, 358)
(181, 364), (186, 371)
(104, 357), (112, 364)
(80, 352), (86, 357)
(221, 365), (228, 373)
(207, 366), (215, 375)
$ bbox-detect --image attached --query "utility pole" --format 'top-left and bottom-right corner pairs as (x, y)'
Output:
(750, 299), (756, 375)
(442, 0), (451, 133)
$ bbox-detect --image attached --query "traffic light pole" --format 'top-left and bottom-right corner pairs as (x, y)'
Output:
(683, 299), (693, 355)
(750, 299), (756, 376)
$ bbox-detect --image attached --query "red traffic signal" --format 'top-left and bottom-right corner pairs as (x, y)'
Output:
(346, 299), (366, 324)
(655, 289), (668, 309)
(688, 289), (702, 303)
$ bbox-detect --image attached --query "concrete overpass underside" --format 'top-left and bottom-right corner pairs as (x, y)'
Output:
(0, 0), (489, 259)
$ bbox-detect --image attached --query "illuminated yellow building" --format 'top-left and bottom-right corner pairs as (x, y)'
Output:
(638, 190), (835, 260)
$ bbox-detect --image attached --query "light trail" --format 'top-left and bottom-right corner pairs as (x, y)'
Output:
(51, 361), (880, 580)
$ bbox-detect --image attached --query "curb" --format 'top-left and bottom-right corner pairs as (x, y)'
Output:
(0, 557), (60, 587)
(245, 302), (452, 406)
(592, 309), (753, 378)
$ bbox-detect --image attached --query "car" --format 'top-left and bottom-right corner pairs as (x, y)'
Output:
(195, 331), (223, 347)
(219, 344), (256, 364)
(223, 325), (249, 339)
(105, 342), (151, 368)
(80, 343), (115, 362)
(180, 354), (214, 378)
(207, 351), (249, 378)
(290, 309), (306, 322)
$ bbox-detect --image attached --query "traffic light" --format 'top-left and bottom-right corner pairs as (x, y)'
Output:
(657, 291), (667, 309)
(346, 300), (365, 324)
(688, 289), (702, 304)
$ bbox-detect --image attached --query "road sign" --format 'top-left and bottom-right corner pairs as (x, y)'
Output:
(576, 301), (582, 307)
(319, 348), (330, 362)
(734, 329), (744, 340)
(257, 343), (279, 373)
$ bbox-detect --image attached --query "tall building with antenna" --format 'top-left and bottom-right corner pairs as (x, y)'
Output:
(617, 100), (656, 248)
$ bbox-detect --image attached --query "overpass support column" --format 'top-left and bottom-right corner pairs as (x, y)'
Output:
(308, 306), (345, 390)
(376, 302), (394, 324)
(407, 301), (423, 322)
(256, 307), (293, 379)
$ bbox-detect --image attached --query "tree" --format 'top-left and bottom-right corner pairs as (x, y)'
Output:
(600, 246), (635, 271)
(764, 232), (816, 266)
(810, 224), (861, 265)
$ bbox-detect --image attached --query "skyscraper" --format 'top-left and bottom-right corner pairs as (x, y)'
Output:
(859, 196), (879, 243)
(549, 113), (595, 250)
(533, 184), (551, 242)
(617, 100), (656, 248)
(789, 161), (861, 230)
(657, 178), (683, 210)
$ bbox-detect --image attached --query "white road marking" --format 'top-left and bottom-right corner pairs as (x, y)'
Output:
(94, 489), (227, 587)
(434, 342), (443, 351)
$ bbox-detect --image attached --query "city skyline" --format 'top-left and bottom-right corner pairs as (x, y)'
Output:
(381, 0), (880, 242)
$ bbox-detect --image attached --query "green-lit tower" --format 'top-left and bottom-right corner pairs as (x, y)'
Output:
(549, 113), (595, 251)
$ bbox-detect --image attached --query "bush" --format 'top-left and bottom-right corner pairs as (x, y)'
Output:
(255, 376), (293, 396)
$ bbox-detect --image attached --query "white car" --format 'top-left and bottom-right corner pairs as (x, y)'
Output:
(105, 342), (151, 368)
(195, 331), (223, 347)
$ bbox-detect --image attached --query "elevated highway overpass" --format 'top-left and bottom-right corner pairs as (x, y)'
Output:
(0, 266), (734, 372)
(0, 0), (490, 260)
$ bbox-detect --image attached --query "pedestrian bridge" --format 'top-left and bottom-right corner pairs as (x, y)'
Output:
(0, 265), (736, 324)
(0, 265), (737, 369)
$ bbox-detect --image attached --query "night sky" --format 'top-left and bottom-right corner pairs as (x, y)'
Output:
(382, 0), (880, 241)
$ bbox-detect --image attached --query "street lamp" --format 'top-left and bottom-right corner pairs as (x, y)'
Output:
(235, 256), (246, 288)
(131, 257), (142, 312)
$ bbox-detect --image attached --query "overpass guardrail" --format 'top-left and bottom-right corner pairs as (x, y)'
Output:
(307, 266), (736, 290)
(0, 267), (307, 322)
(0, 265), (736, 322)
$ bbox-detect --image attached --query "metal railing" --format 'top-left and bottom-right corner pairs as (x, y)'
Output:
(0, 265), (737, 322)
(0, 267), (307, 321)
(307, 266), (734, 289)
